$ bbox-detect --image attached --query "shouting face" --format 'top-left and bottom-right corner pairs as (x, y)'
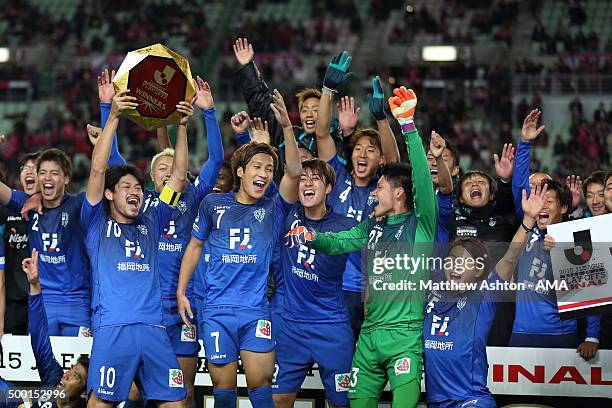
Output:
(105, 174), (144, 221)
(20, 159), (39, 195)
(460, 173), (491, 207)
(38, 160), (69, 205)
(536, 189), (567, 230)
(300, 97), (319, 134)
(426, 148), (458, 186)
(238, 153), (275, 202)
(299, 168), (331, 209)
(351, 135), (383, 184)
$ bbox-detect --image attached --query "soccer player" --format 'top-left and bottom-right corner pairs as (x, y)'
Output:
(316, 55), (400, 338)
(605, 171), (612, 212)
(580, 170), (608, 217)
(21, 248), (89, 408)
(97, 70), (223, 407)
(0, 147), (91, 336)
(287, 86), (437, 407)
(82, 90), (191, 407)
(423, 184), (548, 408)
(0, 152), (39, 336)
(272, 158), (356, 408)
(177, 89), (301, 408)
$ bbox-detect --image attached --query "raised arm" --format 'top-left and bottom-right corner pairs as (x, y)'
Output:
(389, 86), (437, 238)
(98, 69), (127, 167)
(192, 76), (224, 197)
(496, 183), (547, 280)
(87, 90), (138, 205)
(22, 249), (64, 387)
(316, 51), (352, 161)
(165, 99), (195, 194)
(285, 219), (370, 255)
(369, 76), (399, 164)
(493, 143), (516, 215)
(513, 109), (545, 220)
(271, 89), (301, 203)
(430, 131), (453, 194)
(156, 127), (172, 150)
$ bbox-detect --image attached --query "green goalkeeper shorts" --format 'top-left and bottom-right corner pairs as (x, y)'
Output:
(348, 328), (422, 399)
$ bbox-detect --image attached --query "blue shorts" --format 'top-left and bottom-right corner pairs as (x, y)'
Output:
(87, 324), (186, 402)
(162, 298), (200, 358)
(272, 319), (354, 406)
(44, 301), (91, 337)
(428, 396), (497, 408)
(199, 307), (274, 364)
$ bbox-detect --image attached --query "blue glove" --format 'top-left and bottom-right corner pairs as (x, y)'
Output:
(323, 51), (353, 91)
(367, 76), (386, 121)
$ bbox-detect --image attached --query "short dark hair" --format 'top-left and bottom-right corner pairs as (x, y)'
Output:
(231, 142), (279, 190)
(301, 158), (336, 188)
(36, 148), (72, 178)
(381, 162), (413, 210)
(76, 354), (90, 372)
(296, 88), (321, 110)
(19, 151), (41, 168)
(541, 179), (572, 211)
(458, 171), (498, 197)
(582, 170), (607, 197)
(351, 128), (382, 153)
(449, 236), (491, 277)
(103, 165), (145, 213)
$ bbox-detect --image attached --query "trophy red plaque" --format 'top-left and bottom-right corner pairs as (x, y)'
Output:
(113, 44), (196, 129)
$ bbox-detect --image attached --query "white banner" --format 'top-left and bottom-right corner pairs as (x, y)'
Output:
(1, 335), (610, 398)
(548, 213), (612, 315)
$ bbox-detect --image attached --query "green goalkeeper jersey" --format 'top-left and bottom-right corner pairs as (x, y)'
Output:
(311, 126), (437, 332)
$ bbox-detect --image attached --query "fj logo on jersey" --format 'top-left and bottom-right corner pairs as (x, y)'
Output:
(335, 373), (351, 392)
(394, 358), (411, 375)
(254, 208), (266, 222)
(168, 369), (184, 388)
(297, 244), (316, 269)
(181, 324), (196, 342)
(431, 315), (450, 336)
(61, 212), (69, 227)
(125, 239), (143, 259)
(255, 320), (271, 339)
(229, 228), (251, 250)
(164, 221), (177, 238)
(42, 233), (60, 252)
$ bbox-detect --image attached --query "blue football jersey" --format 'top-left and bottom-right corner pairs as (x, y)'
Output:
(192, 191), (290, 309)
(281, 205), (354, 323)
(8, 191), (90, 304)
(423, 269), (503, 403)
(142, 180), (213, 299)
(81, 198), (175, 329)
(326, 155), (377, 293)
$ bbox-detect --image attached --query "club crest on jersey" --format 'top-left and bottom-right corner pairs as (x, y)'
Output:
(137, 224), (148, 235)
(61, 212), (69, 227)
(181, 324), (196, 342)
(255, 319), (271, 339)
(335, 373), (351, 392)
(78, 326), (93, 338)
(367, 194), (375, 207)
(457, 296), (467, 310)
(254, 208), (266, 222)
(168, 369), (184, 388)
(488, 217), (497, 227)
(394, 357), (410, 375)
(125, 239), (143, 259)
(177, 200), (187, 214)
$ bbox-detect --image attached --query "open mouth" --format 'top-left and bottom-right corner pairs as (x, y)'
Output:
(253, 179), (267, 191)
(304, 120), (315, 129)
(449, 271), (462, 280)
(42, 183), (54, 195)
(430, 169), (438, 176)
(356, 160), (368, 172)
(470, 189), (482, 199)
(538, 211), (550, 222)
(58, 381), (65, 389)
(127, 196), (140, 209)
(25, 176), (36, 188)
(212, 187), (222, 193)
(303, 189), (315, 198)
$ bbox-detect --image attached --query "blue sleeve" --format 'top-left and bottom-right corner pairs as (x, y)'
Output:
(153, 201), (177, 236)
(273, 193), (292, 239)
(235, 130), (250, 146)
(266, 181), (279, 198)
(192, 199), (211, 241)
(6, 190), (28, 212)
(80, 196), (104, 236)
(512, 141), (532, 221)
(0, 224), (5, 269)
(194, 109), (224, 200)
(328, 155), (347, 180)
(101, 102), (127, 167)
(586, 315), (601, 340)
(435, 192), (453, 243)
(28, 294), (64, 387)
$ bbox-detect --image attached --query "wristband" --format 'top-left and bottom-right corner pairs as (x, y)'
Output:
(399, 120), (416, 133)
(321, 86), (335, 97)
(160, 184), (182, 206)
(521, 221), (533, 232)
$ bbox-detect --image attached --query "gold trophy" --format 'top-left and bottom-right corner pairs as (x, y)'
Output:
(113, 44), (196, 130)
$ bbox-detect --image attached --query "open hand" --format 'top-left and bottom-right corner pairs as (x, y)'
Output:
(521, 109), (545, 142)
(233, 38), (254, 66)
(177, 97), (197, 125)
(337, 96), (360, 134)
(194, 76), (214, 110)
(250, 117), (270, 144)
(98, 68), (116, 103)
(494, 143), (515, 182)
(111, 90), (138, 117)
(270, 89), (291, 128)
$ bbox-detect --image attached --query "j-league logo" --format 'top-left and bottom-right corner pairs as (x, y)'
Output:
(125, 239), (143, 259)
(431, 315), (450, 336)
(155, 66), (176, 86)
(42, 233), (59, 252)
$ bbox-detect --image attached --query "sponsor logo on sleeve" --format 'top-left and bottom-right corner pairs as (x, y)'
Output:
(394, 357), (411, 375)
(255, 320), (271, 339)
(335, 373), (351, 392)
(168, 369), (184, 388)
(181, 324), (196, 342)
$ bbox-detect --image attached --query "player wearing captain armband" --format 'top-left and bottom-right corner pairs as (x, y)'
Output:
(82, 90), (192, 407)
(286, 86), (437, 408)
(177, 89), (301, 408)
(96, 70), (223, 408)
(423, 184), (549, 408)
